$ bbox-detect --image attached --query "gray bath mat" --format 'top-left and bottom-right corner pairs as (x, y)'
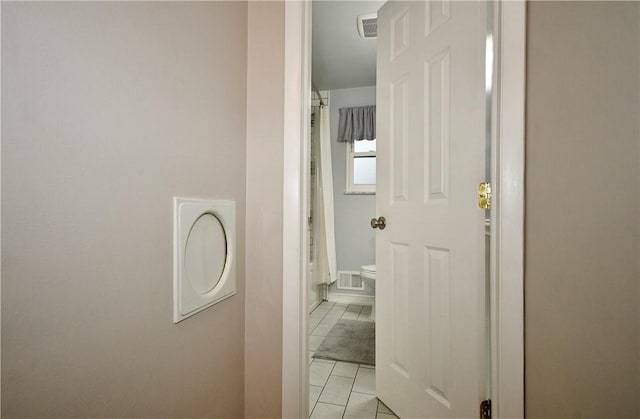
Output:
(312, 319), (375, 365)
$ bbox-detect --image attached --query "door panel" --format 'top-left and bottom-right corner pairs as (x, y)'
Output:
(376, 1), (487, 417)
(390, 76), (409, 202)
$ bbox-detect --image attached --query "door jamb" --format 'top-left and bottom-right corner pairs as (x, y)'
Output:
(282, 1), (312, 417)
(282, 1), (526, 417)
(490, 2), (526, 417)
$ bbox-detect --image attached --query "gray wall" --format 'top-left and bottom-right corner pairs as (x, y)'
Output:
(329, 86), (376, 295)
(526, 2), (639, 417)
(1, 2), (247, 417)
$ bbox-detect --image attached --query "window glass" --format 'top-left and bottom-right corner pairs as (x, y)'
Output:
(353, 156), (376, 185)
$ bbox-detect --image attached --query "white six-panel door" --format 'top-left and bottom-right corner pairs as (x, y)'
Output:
(375, 1), (488, 417)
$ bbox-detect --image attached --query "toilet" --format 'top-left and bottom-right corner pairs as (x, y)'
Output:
(360, 264), (376, 320)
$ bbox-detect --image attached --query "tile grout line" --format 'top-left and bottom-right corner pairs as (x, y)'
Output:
(341, 363), (361, 419)
(310, 302), (334, 417)
(312, 301), (380, 419)
(311, 301), (340, 417)
(313, 362), (340, 418)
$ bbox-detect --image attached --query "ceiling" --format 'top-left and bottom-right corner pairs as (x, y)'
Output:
(312, 1), (384, 91)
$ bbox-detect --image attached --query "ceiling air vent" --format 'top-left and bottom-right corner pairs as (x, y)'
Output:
(357, 13), (377, 39)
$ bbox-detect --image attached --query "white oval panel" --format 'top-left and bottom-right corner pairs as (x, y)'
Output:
(185, 213), (227, 295)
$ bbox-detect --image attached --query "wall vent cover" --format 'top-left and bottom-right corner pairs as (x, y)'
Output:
(337, 271), (365, 291)
(357, 13), (377, 39)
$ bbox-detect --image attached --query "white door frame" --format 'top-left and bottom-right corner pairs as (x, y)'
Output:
(281, 1), (526, 418)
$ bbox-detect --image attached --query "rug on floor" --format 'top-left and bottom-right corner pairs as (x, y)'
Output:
(312, 319), (375, 365)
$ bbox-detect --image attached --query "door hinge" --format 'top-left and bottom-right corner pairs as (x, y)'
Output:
(478, 182), (492, 209)
(480, 399), (491, 419)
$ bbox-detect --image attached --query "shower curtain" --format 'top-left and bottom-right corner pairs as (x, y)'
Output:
(311, 105), (338, 285)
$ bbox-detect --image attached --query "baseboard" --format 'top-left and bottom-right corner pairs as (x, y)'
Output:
(308, 298), (323, 313)
(327, 293), (374, 306)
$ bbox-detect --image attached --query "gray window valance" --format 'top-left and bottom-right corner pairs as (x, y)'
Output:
(337, 106), (376, 142)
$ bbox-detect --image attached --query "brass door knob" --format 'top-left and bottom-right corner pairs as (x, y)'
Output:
(370, 216), (386, 230)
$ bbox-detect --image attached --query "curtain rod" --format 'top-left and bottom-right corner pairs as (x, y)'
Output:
(312, 83), (326, 107)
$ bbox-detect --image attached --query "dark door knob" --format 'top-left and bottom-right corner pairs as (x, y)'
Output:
(370, 216), (386, 230)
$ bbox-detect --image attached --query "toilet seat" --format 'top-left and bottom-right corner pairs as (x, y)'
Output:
(360, 264), (376, 279)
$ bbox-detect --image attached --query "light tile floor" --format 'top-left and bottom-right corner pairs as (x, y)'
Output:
(308, 301), (398, 419)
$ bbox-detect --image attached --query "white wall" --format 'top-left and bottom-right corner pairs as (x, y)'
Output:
(244, 2), (285, 417)
(329, 86), (376, 297)
(1, 2), (247, 417)
(525, 2), (640, 417)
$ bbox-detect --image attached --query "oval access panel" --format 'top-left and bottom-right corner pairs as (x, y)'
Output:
(185, 213), (227, 295)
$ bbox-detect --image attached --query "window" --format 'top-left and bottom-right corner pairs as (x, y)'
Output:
(346, 139), (376, 194)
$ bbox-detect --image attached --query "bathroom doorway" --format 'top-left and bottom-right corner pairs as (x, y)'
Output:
(306, 1), (384, 417)
(287, 1), (527, 418)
